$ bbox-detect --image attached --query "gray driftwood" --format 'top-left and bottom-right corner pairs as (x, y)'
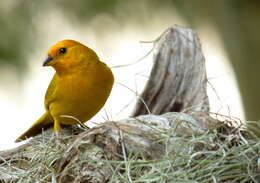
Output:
(0, 25), (213, 183)
(132, 26), (209, 117)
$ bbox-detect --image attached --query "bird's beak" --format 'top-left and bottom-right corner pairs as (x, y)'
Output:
(43, 55), (53, 66)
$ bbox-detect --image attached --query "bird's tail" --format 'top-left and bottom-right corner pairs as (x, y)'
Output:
(15, 112), (53, 142)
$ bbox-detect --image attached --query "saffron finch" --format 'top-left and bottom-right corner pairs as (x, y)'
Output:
(15, 40), (114, 142)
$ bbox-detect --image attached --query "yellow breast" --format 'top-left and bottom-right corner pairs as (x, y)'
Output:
(49, 61), (114, 125)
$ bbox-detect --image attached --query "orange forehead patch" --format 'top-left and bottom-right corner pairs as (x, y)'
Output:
(47, 40), (84, 56)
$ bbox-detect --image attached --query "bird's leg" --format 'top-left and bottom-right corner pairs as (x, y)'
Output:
(54, 119), (60, 138)
(53, 118), (64, 147)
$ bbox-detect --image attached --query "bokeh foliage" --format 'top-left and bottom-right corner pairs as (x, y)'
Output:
(0, 0), (119, 70)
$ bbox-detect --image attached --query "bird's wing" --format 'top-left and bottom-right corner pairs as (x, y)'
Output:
(44, 74), (58, 110)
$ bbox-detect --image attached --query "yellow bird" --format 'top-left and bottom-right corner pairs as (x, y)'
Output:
(15, 40), (114, 142)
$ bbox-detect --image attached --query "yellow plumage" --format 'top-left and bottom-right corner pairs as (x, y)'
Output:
(15, 40), (114, 142)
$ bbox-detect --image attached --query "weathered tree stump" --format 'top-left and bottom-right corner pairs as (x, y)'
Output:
(0, 26), (231, 183)
(132, 26), (209, 117)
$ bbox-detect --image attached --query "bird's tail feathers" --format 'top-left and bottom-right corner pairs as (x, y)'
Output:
(15, 112), (53, 142)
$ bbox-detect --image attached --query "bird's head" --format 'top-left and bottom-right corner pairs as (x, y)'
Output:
(43, 40), (99, 73)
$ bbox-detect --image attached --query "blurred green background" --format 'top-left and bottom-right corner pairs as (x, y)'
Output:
(1, 0), (260, 120)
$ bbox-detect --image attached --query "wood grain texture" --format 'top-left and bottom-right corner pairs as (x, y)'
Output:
(132, 26), (209, 116)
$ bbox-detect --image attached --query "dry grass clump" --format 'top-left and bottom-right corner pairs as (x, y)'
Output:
(0, 113), (260, 183)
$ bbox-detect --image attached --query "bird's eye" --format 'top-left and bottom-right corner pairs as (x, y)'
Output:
(59, 47), (67, 54)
